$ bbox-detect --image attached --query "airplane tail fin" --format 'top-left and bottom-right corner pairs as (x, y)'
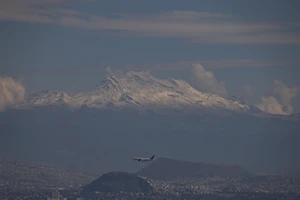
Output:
(150, 155), (155, 160)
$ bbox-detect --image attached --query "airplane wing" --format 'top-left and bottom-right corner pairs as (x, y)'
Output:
(134, 158), (142, 161)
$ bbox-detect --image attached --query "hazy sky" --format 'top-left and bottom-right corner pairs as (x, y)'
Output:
(1, 0), (300, 114)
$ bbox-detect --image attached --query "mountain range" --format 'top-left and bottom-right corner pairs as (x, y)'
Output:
(1, 71), (300, 175)
(16, 71), (263, 116)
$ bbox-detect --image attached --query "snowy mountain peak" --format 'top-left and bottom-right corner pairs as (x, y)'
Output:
(18, 71), (253, 114)
(30, 90), (71, 105)
(19, 90), (71, 108)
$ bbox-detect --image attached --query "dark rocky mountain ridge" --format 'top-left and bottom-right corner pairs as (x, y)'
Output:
(80, 171), (153, 198)
(137, 157), (252, 181)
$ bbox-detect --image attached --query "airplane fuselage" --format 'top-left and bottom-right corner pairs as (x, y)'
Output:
(133, 155), (155, 162)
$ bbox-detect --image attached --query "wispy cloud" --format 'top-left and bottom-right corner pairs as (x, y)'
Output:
(273, 80), (300, 114)
(256, 81), (300, 115)
(1, 1), (300, 45)
(0, 0), (74, 24)
(256, 96), (287, 115)
(242, 85), (254, 99)
(143, 10), (235, 21)
(188, 64), (227, 97)
(0, 76), (25, 111)
(3, 59), (299, 76)
(121, 59), (300, 71)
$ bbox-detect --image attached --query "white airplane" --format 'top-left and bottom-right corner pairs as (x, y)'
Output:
(133, 155), (155, 162)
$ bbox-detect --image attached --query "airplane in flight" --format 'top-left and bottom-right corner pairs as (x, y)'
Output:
(133, 155), (155, 162)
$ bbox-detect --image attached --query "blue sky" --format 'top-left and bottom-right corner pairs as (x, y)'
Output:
(0, 0), (300, 114)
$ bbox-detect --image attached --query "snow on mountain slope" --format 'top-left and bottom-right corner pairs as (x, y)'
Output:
(18, 90), (71, 108)
(18, 71), (251, 113)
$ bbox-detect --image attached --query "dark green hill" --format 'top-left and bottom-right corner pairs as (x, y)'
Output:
(80, 171), (153, 198)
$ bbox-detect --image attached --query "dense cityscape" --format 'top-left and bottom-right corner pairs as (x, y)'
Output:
(1, 173), (300, 200)
(0, 159), (95, 196)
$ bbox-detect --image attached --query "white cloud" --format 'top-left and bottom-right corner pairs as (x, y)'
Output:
(256, 96), (287, 115)
(0, 77), (25, 111)
(188, 64), (227, 97)
(0, 1), (299, 45)
(256, 81), (300, 115)
(273, 80), (299, 114)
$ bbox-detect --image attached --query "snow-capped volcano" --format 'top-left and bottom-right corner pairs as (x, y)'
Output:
(18, 90), (72, 108)
(17, 71), (252, 114)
